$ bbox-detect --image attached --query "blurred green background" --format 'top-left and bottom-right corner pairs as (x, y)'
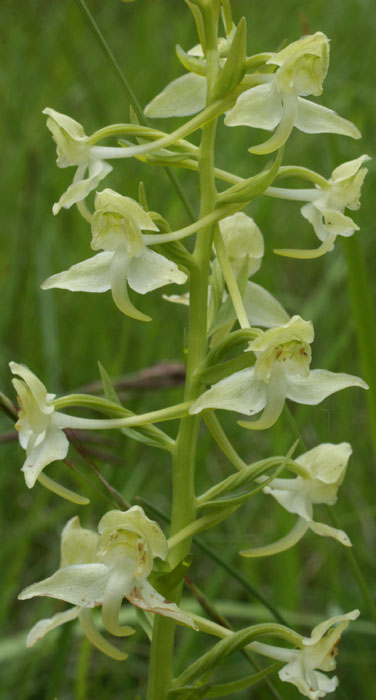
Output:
(1, 0), (375, 698)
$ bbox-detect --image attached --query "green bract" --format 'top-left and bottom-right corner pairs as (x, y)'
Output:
(224, 32), (360, 154)
(43, 108), (112, 214)
(190, 316), (368, 430)
(18, 507), (197, 660)
(41, 189), (187, 321)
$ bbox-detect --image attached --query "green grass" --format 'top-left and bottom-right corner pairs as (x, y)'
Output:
(1, 0), (376, 698)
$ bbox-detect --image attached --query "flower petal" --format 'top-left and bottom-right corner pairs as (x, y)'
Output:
(243, 281), (290, 328)
(127, 580), (198, 630)
(250, 93), (298, 155)
(79, 608), (129, 661)
(109, 250), (151, 321)
(295, 98), (361, 138)
(10, 362), (53, 413)
(224, 82), (282, 130)
(331, 154), (370, 184)
(60, 516), (99, 567)
(240, 518), (309, 558)
(21, 425), (69, 488)
(101, 567), (136, 637)
(127, 248), (187, 294)
(26, 606), (81, 647)
(309, 520), (351, 546)
(144, 73), (207, 118)
(189, 367), (267, 416)
(52, 160), (113, 215)
(238, 364), (287, 430)
(18, 563), (109, 606)
(41, 251), (113, 293)
(286, 369), (368, 405)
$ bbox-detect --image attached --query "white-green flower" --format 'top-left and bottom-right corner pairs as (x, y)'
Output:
(190, 316), (368, 429)
(242, 443), (352, 557)
(273, 155), (370, 258)
(219, 212), (264, 277)
(19, 508), (196, 660)
(10, 362), (73, 488)
(43, 108), (113, 215)
(41, 189), (187, 321)
(253, 610), (359, 699)
(224, 32), (360, 154)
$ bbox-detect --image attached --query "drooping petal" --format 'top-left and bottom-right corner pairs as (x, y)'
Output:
(243, 281), (290, 328)
(189, 367), (267, 416)
(127, 248), (187, 294)
(286, 369), (368, 405)
(101, 566), (136, 637)
(127, 579), (198, 629)
(300, 202), (331, 243)
(309, 520), (351, 546)
(79, 608), (130, 661)
(144, 73), (207, 118)
(240, 518), (309, 558)
(52, 160), (113, 215)
(18, 563), (109, 606)
(279, 656), (339, 700)
(224, 82), (282, 130)
(321, 209), (359, 238)
(26, 606), (81, 647)
(262, 477), (313, 521)
(295, 98), (361, 138)
(41, 251), (113, 293)
(21, 425), (70, 488)
(250, 93), (298, 155)
(238, 363), (287, 430)
(109, 249), (151, 321)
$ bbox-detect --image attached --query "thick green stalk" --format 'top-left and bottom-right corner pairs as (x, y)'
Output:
(146, 8), (219, 699)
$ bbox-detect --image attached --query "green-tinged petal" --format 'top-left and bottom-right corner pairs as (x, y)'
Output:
(98, 507), (168, 567)
(94, 189), (159, 232)
(279, 661), (338, 700)
(249, 94), (298, 155)
(240, 517), (309, 557)
(52, 160), (113, 215)
(219, 213), (264, 276)
(109, 250), (151, 321)
(26, 606), (81, 647)
(43, 108), (87, 167)
(296, 443), (352, 487)
(37, 472), (90, 506)
(144, 73), (207, 118)
(262, 476), (313, 520)
(309, 520), (351, 546)
(101, 567), (136, 637)
(127, 580), (198, 630)
(79, 608), (129, 661)
(224, 82), (282, 130)
(321, 209), (359, 238)
(127, 248), (187, 294)
(286, 369), (368, 405)
(10, 362), (52, 413)
(21, 425), (69, 488)
(295, 97), (361, 138)
(18, 563), (109, 606)
(60, 516), (99, 567)
(274, 233), (337, 259)
(189, 367), (267, 416)
(238, 363), (287, 430)
(331, 154), (371, 186)
(307, 610), (360, 646)
(243, 281), (290, 328)
(300, 202), (331, 243)
(41, 252), (113, 293)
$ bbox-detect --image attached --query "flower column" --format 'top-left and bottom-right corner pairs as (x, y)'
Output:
(146, 2), (220, 698)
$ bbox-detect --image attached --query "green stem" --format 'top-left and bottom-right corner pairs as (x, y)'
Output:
(146, 7), (219, 698)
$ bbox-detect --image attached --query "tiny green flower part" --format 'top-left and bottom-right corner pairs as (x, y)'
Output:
(18, 507), (197, 660)
(43, 108), (112, 215)
(41, 189), (187, 321)
(225, 32), (360, 154)
(255, 610), (359, 699)
(190, 316), (368, 429)
(242, 443), (352, 557)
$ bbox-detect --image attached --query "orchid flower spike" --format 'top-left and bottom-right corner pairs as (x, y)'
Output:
(43, 108), (112, 215)
(190, 315), (368, 430)
(241, 443), (352, 557)
(274, 155), (370, 258)
(18, 508), (197, 660)
(41, 189), (187, 321)
(253, 610), (359, 699)
(225, 32), (360, 154)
